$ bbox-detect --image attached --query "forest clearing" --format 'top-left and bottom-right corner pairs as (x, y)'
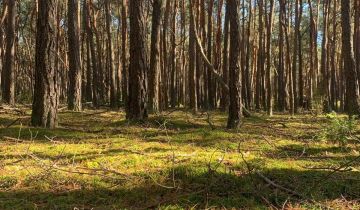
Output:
(1, 0), (360, 209)
(0, 107), (360, 209)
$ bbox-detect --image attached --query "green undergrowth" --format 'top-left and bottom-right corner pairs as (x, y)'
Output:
(0, 107), (359, 209)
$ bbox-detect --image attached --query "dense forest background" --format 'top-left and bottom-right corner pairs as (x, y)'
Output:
(0, 0), (360, 209)
(0, 0), (359, 126)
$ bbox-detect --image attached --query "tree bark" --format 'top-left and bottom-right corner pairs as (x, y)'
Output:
(31, 0), (59, 129)
(127, 0), (148, 120)
(220, 1), (230, 111)
(266, 0), (274, 116)
(121, 0), (128, 110)
(149, 0), (163, 113)
(2, 0), (16, 105)
(227, 0), (242, 129)
(341, 0), (360, 115)
(188, 1), (197, 113)
(105, 0), (117, 108)
(278, 0), (286, 112)
(67, 0), (82, 111)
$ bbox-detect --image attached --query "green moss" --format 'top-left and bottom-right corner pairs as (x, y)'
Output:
(0, 108), (359, 209)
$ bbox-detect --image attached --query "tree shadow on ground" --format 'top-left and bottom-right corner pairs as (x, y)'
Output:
(0, 165), (359, 209)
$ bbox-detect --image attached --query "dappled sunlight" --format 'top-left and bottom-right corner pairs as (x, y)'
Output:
(1, 108), (359, 209)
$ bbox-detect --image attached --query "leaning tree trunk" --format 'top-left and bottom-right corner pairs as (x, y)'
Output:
(127, 0), (148, 120)
(67, 0), (82, 111)
(341, 0), (360, 115)
(31, 0), (59, 129)
(2, 0), (16, 105)
(227, 0), (242, 129)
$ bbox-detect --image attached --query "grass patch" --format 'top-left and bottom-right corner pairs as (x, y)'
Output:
(0, 108), (359, 209)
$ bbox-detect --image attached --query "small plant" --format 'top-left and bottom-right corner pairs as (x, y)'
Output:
(0, 176), (17, 189)
(320, 112), (357, 146)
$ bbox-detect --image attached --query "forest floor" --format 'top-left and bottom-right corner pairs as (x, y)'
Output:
(0, 106), (360, 209)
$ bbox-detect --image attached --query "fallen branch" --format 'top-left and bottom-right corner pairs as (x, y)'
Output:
(256, 171), (304, 198)
(1, 136), (27, 143)
(302, 165), (353, 172)
(5, 118), (21, 128)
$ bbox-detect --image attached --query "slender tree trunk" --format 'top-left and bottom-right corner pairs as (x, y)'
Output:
(149, 0), (163, 113)
(298, 0), (304, 108)
(85, 0), (99, 107)
(227, 0), (242, 129)
(278, 0), (286, 112)
(245, 0), (252, 109)
(67, 0), (82, 111)
(341, 0), (360, 115)
(321, 0), (331, 112)
(355, 0), (360, 91)
(161, 0), (171, 110)
(207, 0), (215, 109)
(105, 0), (117, 108)
(31, 0), (59, 128)
(170, 1), (177, 108)
(220, 1), (230, 111)
(214, 0), (223, 109)
(2, 0), (16, 105)
(189, 1), (197, 113)
(121, 0), (128, 109)
(266, 0), (274, 116)
(255, 0), (264, 110)
(308, 0), (318, 110)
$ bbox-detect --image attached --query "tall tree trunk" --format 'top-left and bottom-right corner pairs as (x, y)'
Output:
(170, 1), (177, 108)
(266, 0), (274, 116)
(285, 0), (294, 115)
(278, 0), (286, 112)
(298, 0), (304, 108)
(220, 1), (230, 111)
(256, 0), (264, 110)
(341, 0), (360, 115)
(121, 0), (128, 110)
(227, 0), (242, 129)
(214, 0), (223, 109)
(67, 0), (82, 111)
(188, 1), (197, 113)
(308, 0), (319, 110)
(85, 0), (99, 107)
(105, 0), (117, 108)
(149, 0), (163, 113)
(244, 0), (252, 109)
(161, 0), (171, 110)
(207, 0), (215, 109)
(330, 0), (338, 110)
(355, 0), (360, 91)
(292, 0), (300, 113)
(127, 0), (148, 120)
(31, 0), (59, 128)
(321, 0), (331, 112)
(2, 0), (16, 105)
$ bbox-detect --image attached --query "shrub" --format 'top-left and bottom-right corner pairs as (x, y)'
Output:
(320, 112), (357, 146)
